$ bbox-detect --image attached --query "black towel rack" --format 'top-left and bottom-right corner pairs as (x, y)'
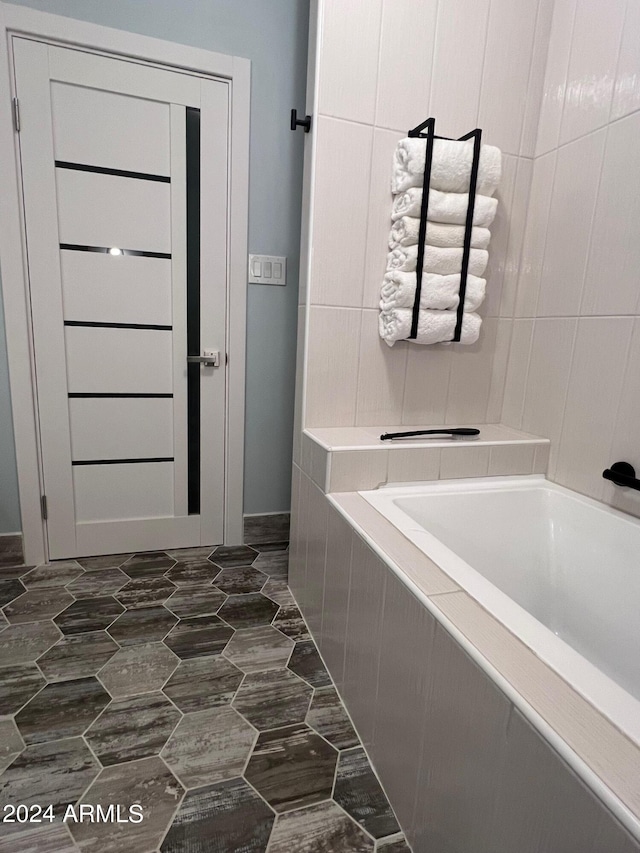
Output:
(405, 117), (482, 343)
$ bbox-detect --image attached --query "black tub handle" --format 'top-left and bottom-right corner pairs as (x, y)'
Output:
(602, 461), (640, 491)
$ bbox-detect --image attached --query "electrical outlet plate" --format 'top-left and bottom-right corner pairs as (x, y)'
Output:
(248, 254), (286, 285)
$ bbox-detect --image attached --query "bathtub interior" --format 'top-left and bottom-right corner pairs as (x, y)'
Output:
(367, 477), (640, 704)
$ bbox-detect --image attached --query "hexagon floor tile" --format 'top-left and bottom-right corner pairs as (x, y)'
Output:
(163, 615), (233, 659)
(232, 669), (312, 731)
(245, 723), (338, 813)
(0, 719), (24, 774)
(333, 747), (401, 839)
(107, 605), (177, 646)
(65, 568), (128, 599)
(121, 551), (176, 578)
(162, 656), (243, 713)
(161, 778), (274, 853)
(54, 596), (124, 636)
(268, 800), (374, 853)
(37, 631), (119, 682)
(70, 756), (184, 853)
(98, 642), (179, 697)
(85, 692), (181, 766)
(217, 593), (279, 628)
(0, 544), (413, 852)
(209, 545), (258, 568)
(115, 576), (177, 609)
(306, 686), (359, 750)
(252, 550), (289, 580)
(161, 707), (256, 789)
(21, 561), (83, 589)
(165, 558), (221, 587)
(272, 603), (311, 641)
(0, 621), (61, 666)
(213, 566), (268, 595)
(288, 639), (332, 688)
(0, 578), (26, 607)
(76, 553), (132, 570)
(3, 587), (75, 625)
(164, 584), (227, 618)
(0, 738), (100, 838)
(15, 677), (110, 745)
(223, 624), (294, 673)
(0, 663), (45, 715)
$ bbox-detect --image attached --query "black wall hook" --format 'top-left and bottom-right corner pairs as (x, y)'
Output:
(290, 109), (312, 133)
(602, 461), (640, 491)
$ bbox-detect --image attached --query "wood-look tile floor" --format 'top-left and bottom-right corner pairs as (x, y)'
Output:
(0, 544), (412, 852)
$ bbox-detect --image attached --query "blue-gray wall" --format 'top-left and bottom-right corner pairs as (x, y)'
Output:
(0, 0), (308, 531)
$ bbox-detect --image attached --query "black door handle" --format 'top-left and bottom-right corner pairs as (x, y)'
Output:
(290, 109), (312, 133)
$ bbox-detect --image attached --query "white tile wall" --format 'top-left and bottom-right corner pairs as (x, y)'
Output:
(554, 317), (633, 498)
(428, 0), (491, 140)
(559, 0), (626, 144)
(536, 128), (606, 317)
(317, 0), (383, 124)
(478, 0), (540, 156)
(581, 110), (640, 316)
(311, 117), (373, 308)
(375, 0), (437, 133)
(503, 0), (640, 518)
(305, 306), (361, 427)
(612, 0), (640, 121)
(355, 310), (407, 425)
(535, 0), (577, 156)
(302, 0), (548, 433)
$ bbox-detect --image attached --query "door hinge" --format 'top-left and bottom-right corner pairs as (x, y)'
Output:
(41, 495), (48, 520)
(12, 97), (20, 133)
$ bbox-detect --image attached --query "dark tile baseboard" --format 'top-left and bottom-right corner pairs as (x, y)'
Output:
(0, 534), (23, 568)
(244, 514), (290, 545)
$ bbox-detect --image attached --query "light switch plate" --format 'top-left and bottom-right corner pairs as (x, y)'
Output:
(248, 254), (287, 285)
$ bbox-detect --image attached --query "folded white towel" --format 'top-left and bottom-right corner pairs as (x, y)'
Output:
(380, 270), (485, 312)
(391, 187), (498, 227)
(387, 245), (488, 276)
(379, 308), (482, 346)
(392, 138), (502, 196)
(389, 217), (490, 250)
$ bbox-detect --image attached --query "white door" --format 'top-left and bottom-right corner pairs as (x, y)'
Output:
(13, 38), (229, 559)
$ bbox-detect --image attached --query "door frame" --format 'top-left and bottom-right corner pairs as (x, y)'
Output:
(0, 2), (250, 564)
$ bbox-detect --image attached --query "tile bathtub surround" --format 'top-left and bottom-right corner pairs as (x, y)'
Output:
(309, 490), (640, 851)
(0, 546), (411, 852)
(301, 425), (549, 492)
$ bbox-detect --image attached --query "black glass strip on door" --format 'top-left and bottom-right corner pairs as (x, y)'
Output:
(55, 161), (170, 183)
(68, 393), (173, 399)
(72, 457), (174, 466)
(64, 321), (172, 331)
(186, 106), (201, 515)
(60, 244), (171, 260)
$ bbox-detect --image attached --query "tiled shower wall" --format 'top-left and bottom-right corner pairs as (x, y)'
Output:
(501, 0), (640, 519)
(297, 0), (555, 438)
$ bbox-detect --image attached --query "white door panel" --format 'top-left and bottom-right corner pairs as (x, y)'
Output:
(56, 168), (171, 252)
(14, 37), (229, 558)
(49, 44), (201, 108)
(73, 462), (174, 522)
(69, 397), (173, 461)
(51, 82), (171, 176)
(64, 326), (173, 395)
(60, 251), (172, 326)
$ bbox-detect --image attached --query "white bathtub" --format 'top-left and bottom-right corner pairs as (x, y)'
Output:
(361, 475), (640, 748)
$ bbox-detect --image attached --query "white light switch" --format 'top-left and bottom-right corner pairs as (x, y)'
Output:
(248, 254), (286, 285)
